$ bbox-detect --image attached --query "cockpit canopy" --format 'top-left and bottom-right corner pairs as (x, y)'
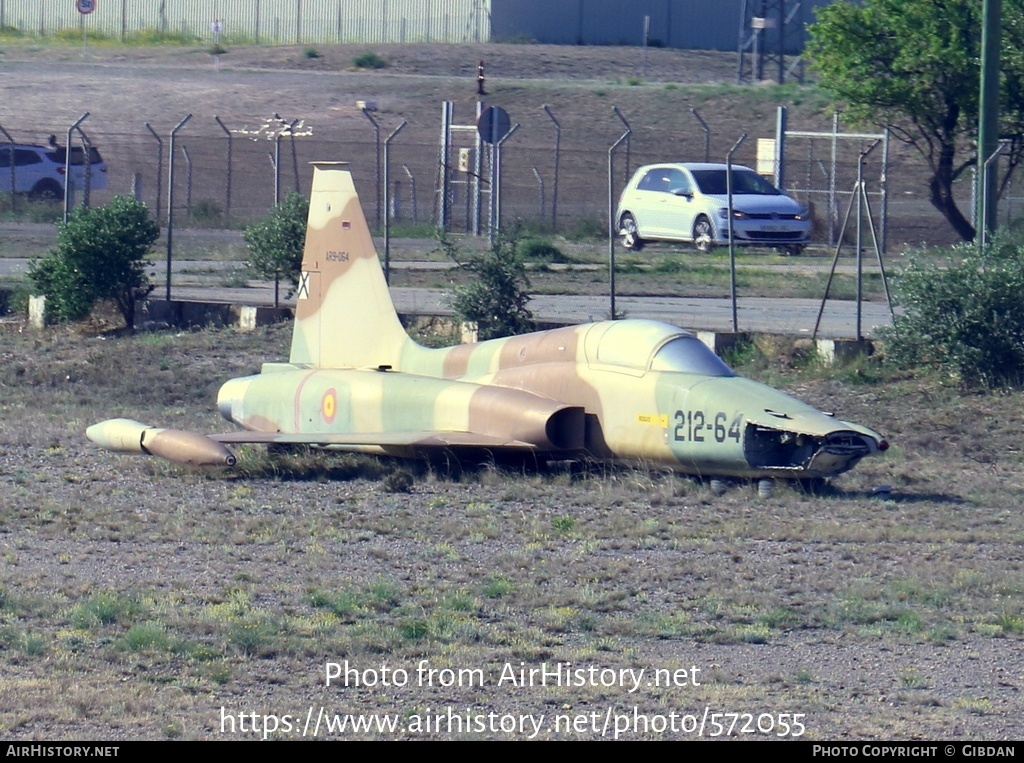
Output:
(650, 336), (736, 376)
(585, 320), (736, 376)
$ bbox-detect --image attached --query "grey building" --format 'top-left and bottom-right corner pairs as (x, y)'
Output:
(491, 0), (841, 53)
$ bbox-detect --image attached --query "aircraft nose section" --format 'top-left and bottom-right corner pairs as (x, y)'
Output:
(217, 377), (252, 424)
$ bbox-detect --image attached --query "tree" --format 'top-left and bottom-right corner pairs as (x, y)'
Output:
(439, 228), (534, 341)
(29, 196), (158, 329)
(243, 192), (309, 292)
(807, 0), (1024, 241)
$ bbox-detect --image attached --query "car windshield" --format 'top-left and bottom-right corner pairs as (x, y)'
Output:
(649, 336), (736, 376)
(690, 169), (781, 196)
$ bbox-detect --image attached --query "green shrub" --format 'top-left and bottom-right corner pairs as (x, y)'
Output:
(517, 238), (569, 263)
(353, 52), (387, 69)
(28, 196), (158, 328)
(304, 47), (321, 59)
(441, 228), (534, 341)
(189, 198), (224, 227)
(243, 192), (309, 293)
(880, 233), (1024, 388)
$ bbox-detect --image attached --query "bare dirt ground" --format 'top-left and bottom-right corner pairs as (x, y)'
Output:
(1, 43), (1022, 742)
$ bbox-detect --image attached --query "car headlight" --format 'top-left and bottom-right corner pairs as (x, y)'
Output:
(719, 207), (749, 220)
(794, 207), (809, 221)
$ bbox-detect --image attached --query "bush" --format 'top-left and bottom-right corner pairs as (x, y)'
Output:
(189, 199), (224, 227)
(353, 52), (387, 69)
(880, 233), (1024, 388)
(28, 196), (158, 329)
(517, 237), (569, 264)
(243, 192), (309, 293)
(440, 228), (534, 341)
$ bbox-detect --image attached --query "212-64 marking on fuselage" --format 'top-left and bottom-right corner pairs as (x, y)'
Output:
(672, 410), (742, 443)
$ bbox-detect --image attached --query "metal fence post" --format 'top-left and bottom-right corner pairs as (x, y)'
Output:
(214, 116), (233, 222)
(166, 114), (192, 302)
(181, 145), (193, 222)
(726, 133), (748, 333)
(362, 107), (382, 230)
(144, 122), (163, 223)
(608, 126), (631, 321)
(64, 113), (89, 223)
(691, 109), (711, 163)
(383, 120), (407, 285)
(543, 104), (561, 231)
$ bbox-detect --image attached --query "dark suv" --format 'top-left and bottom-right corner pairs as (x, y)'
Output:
(0, 143), (109, 199)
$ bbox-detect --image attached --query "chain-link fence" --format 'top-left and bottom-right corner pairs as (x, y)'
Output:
(3, 104), (986, 338)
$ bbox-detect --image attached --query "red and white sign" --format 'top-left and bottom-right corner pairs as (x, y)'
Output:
(77, 0), (97, 15)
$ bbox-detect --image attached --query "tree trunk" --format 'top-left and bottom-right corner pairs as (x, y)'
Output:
(928, 133), (976, 242)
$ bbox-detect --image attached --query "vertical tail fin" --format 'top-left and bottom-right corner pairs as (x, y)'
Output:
(289, 163), (409, 369)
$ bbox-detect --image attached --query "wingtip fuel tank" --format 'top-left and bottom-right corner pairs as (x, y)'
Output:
(87, 418), (236, 467)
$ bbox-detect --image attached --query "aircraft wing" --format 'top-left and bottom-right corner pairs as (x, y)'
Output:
(210, 430), (539, 450)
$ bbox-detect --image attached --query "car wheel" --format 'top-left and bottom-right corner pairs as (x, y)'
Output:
(619, 213), (644, 251)
(30, 179), (61, 201)
(780, 244), (805, 256)
(693, 216), (714, 253)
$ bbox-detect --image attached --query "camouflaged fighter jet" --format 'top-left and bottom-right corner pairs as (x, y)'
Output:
(87, 162), (887, 479)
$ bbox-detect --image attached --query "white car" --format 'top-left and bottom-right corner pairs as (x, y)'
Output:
(616, 162), (811, 254)
(0, 143), (109, 199)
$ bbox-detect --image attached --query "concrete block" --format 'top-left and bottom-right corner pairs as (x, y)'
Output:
(28, 295), (46, 329)
(697, 331), (750, 356)
(815, 338), (874, 364)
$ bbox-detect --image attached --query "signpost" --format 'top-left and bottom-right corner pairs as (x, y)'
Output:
(77, 0), (95, 55)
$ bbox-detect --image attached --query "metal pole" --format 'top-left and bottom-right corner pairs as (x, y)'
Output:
(437, 101), (452, 234)
(543, 105), (561, 231)
(472, 101), (482, 235)
(613, 106), (632, 183)
(608, 128), (631, 321)
(76, 128), (93, 209)
(774, 105), (786, 189)
(181, 145), (193, 222)
(273, 133), (282, 206)
(977, 0), (1003, 247)
(830, 111), (839, 245)
(880, 126), (889, 255)
(856, 150), (863, 341)
(532, 167), (544, 218)
(488, 114), (498, 243)
(289, 119), (300, 194)
(981, 141), (1010, 247)
(691, 108), (711, 162)
(726, 133), (747, 333)
(362, 108), (382, 230)
(383, 120), (407, 285)
(166, 115), (192, 302)
(64, 113), (89, 223)
(215, 116), (232, 222)
(145, 123), (163, 223)
(494, 124), (520, 238)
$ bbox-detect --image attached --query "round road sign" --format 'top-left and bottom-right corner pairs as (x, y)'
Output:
(478, 106), (511, 144)
(77, 0), (96, 15)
